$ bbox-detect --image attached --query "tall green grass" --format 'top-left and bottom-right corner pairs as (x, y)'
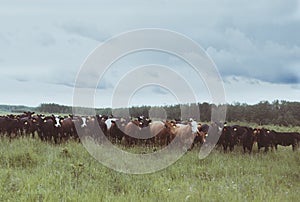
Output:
(0, 134), (299, 201)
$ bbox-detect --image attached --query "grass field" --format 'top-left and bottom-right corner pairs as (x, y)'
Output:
(0, 126), (300, 201)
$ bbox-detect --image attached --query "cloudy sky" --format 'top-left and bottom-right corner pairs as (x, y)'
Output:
(0, 0), (300, 108)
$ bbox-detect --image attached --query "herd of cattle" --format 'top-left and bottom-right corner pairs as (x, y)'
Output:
(0, 111), (300, 153)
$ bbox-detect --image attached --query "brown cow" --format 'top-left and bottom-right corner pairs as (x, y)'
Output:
(124, 120), (141, 146)
(124, 118), (152, 146)
(172, 120), (200, 150)
(150, 121), (177, 147)
(60, 117), (76, 142)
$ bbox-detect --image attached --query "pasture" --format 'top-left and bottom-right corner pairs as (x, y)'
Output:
(0, 124), (300, 201)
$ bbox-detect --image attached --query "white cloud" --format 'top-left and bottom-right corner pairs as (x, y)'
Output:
(224, 76), (300, 104)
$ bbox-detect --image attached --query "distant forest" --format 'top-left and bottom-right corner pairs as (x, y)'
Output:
(1, 100), (299, 126)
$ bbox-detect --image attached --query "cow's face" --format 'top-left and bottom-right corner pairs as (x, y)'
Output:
(232, 127), (238, 136)
(53, 115), (61, 127)
(253, 128), (261, 136)
(31, 118), (38, 126)
(81, 117), (87, 128)
(222, 126), (234, 137)
(196, 131), (206, 144)
(138, 117), (152, 128)
(189, 120), (198, 134)
(164, 121), (177, 135)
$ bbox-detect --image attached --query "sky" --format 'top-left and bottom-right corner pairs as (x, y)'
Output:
(0, 0), (300, 108)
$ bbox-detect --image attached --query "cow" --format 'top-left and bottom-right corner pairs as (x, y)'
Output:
(171, 119), (199, 150)
(203, 122), (222, 148)
(124, 117), (152, 146)
(232, 125), (255, 153)
(198, 124), (209, 134)
(60, 116), (76, 142)
(1, 116), (21, 139)
(23, 116), (39, 138)
(37, 115), (62, 144)
(37, 116), (56, 142)
(219, 126), (236, 152)
(124, 120), (140, 146)
(109, 120), (127, 144)
(103, 118), (127, 144)
(271, 130), (300, 151)
(11, 112), (35, 137)
(0, 116), (5, 135)
(150, 120), (177, 147)
(187, 123), (208, 150)
(72, 116), (97, 142)
(96, 115), (108, 141)
(255, 128), (274, 152)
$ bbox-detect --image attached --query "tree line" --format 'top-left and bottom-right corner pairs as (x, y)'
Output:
(34, 100), (300, 126)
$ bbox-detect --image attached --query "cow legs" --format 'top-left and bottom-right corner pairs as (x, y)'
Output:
(264, 146), (269, 152)
(223, 144), (228, 153)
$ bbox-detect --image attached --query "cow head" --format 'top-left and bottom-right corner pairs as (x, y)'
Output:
(187, 119), (198, 133)
(80, 117), (87, 128)
(52, 115), (62, 128)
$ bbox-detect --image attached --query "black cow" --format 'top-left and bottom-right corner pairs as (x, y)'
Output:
(60, 116), (76, 142)
(220, 126), (236, 152)
(23, 116), (39, 138)
(271, 130), (300, 151)
(3, 116), (21, 139)
(37, 115), (61, 144)
(232, 126), (255, 153)
(0, 116), (6, 135)
(96, 115), (108, 141)
(109, 120), (127, 144)
(255, 128), (274, 152)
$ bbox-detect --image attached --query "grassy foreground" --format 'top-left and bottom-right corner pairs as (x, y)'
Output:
(0, 136), (299, 202)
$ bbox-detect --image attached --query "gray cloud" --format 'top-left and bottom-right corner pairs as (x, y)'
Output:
(98, 79), (113, 90)
(37, 33), (56, 47)
(152, 86), (169, 95)
(207, 28), (300, 85)
(15, 78), (29, 82)
(0, 33), (10, 46)
(0, 0), (300, 106)
(60, 22), (109, 42)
